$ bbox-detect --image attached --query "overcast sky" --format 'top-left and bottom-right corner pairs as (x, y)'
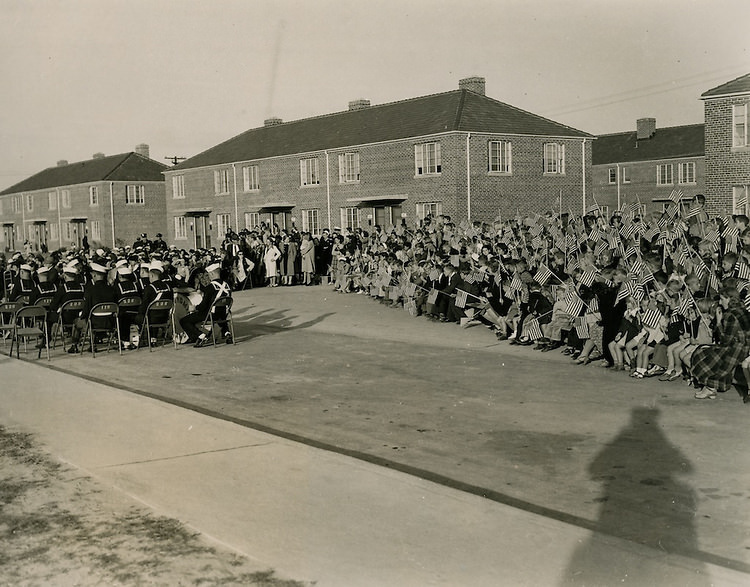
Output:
(1, 0), (748, 191)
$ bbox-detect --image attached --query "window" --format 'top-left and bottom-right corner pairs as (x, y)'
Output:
(61, 189), (71, 208)
(244, 212), (260, 230)
(62, 222), (73, 242)
(172, 175), (185, 199)
(733, 104), (749, 148)
(89, 186), (99, 206)
(91, 220), (101, 241)
(48, 192), (57, 210)
(300, 158), (320, 186)
(340, 207), (360, 230)
(600, 205), (610, 219)
(25, 194), (33, 212)
(302, 209), (320, 234)
(415, 142), (441, 175)
(338, 153), (360, 183)
(657, 164), (673, 186)
(214, 169), (230, 195)
(49, 223), (58, 241)
(488, 141), (512, 173)
(174, 216), (187, 240)
(543, 143), (565, 174)
(678, 162), (696, 184)
(416, 202), (442, 219)
(13, 196), (21, 213)
(217, 213), (232, 238)
(242, 165), (260, 191)
(733, 185), (749, 215)
(125, 185), (145, 205)
(608, 168), (617, 184)
(622, 167), (631, 183)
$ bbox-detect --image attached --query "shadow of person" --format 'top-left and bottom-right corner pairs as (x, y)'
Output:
(562, 407), (708, 586)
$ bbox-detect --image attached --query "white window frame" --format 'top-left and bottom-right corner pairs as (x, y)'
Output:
(301, 209), (320, 235)
(244, 212), (260, 230)
(49, 222), (59, 242)
(242, 165), (260, 191)
(340, 207), (361, 230)
(125, 185), (145, 205)
(678, 162), (696, 185)
(300, 158), (320, 186)
(608, 168), (617, 184)
(62, 222), (73, 242)
(338, 153), (360, 183)
(415, 142), (442, 176)
(174, 216), (187, 240)
(25, 194), (33, 212)
(89, 186), (99, 206)
(622, 167), (631, 184)
(217, 213), (232, 239)
(12, 196), (20, 213)
(214, 169), (230, 195)
(657, 164), (673, 186)
(61, 189), (71, 208)
(488, 140), (512, 174)
(733, 103), (749, 148)
(733, 185), (749, 215)
(48, 192), (57, 210)
(543, 143), (565, 175)
(91, 220), (101, 241)
(172, 175), (185, 199)
(416, 202), (443, 220)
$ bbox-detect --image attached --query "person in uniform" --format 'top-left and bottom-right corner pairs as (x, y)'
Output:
(28, 266), (57, 305)
(151, 233), (168, 254)
(8, 263), (35, 303)
(136, 261), (151, 295)
(179, 262), (232, 347)
(47, 263), (85, 349)
(114, 261), (140, 348)
(135, 260), (174, 344)
(67, 262), (117, 354)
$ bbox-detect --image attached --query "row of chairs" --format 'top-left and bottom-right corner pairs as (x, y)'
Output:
(1, 295), (235, 360)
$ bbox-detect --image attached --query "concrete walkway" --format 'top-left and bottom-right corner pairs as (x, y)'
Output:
(0, 354), (746, 586)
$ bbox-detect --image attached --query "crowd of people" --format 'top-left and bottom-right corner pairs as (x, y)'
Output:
(3, 193), (750, 404)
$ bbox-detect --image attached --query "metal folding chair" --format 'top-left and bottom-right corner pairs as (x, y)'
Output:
(0, 301), (23, 349)
(79, 302), (121, 357)
(118, 295), (142, 347)
(9, 305), (49, 360)
(141, 298), (176, 351)
(52, 299), (85, 352)
(34, 296), (54, 309)
(199, 296), (235, 347)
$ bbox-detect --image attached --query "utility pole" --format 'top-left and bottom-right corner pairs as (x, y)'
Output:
(165, 156), (186, 166)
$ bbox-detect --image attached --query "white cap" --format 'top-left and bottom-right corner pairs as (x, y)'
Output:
(115, 259), (128, 268)
(63, 263), (79, 275)
(20, 264), (33, 272)
(37, 266), (50, 275)
(149, 260), (164, 273)
(90, 262), (108, 274)
(206, 262), (221, 273)
(116, 265), (133, 275)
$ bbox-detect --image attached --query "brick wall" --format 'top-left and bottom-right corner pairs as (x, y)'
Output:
(704, 96), (750, 214)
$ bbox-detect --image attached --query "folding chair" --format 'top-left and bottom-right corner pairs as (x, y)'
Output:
(141, 298), (176, 351)
(0, 301), (23, 349)
(34, 296), (54, 309)
(118, 295), (142, 347)
(199, 296), (235, 347)
(9, 305), (50, 360)
(52, 299), (85, 352)
(17, 294), (31, 306)
(79, 302), (121, 357)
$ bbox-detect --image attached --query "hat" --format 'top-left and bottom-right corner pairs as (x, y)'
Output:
(20, 264), (33, 272)
(141, 233), (147, 238)
(116, 265), (133, 276)
(63, 263), (79, 275)
(37, 266), (50, 275)
(156, 233), (163, 238)
(95, 248), (105, 257)
(115, 259), (128, 268)
(90, 262), (108, 274)
(149, 261), (164, 273)
(206, 262), (221, 273)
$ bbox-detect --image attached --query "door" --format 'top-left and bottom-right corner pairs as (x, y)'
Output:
(374, 206), (388, 228)
(30, 223), (47, 251)
(194, 216), (210, 250)
(2, 224), (14, 252)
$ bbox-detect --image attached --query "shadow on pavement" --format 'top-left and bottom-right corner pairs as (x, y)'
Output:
(232, 308), (336, 342)
(562, 407), (708, 586)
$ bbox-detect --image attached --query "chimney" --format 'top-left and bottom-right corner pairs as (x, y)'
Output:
(264, 117), (283, 127)
(92, 152), (105, 159)
(459, 76), (486, 96)
(348, 99), (371, 111)
(135, 143), (150, 158)
(57, 160), (68, 167)
(636, 118), (656, 140)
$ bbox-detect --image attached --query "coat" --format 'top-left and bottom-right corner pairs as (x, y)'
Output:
(300, 239), (315, 273)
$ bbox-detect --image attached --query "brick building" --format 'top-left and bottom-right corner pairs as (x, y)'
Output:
(0, 147), (167, 253)
(165, 77), (592, 247)
(701, 73), (750, 214)
(591, 119), (705, 217)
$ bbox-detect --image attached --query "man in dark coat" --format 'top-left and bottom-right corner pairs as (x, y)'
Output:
(67, 262), (117, 353)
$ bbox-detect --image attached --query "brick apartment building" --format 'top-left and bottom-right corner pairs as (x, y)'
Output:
(591, 119), (705, 217)
(0, 146), (167, 254)
(701, 73), (750, 214)
(164, 77), (593, 247)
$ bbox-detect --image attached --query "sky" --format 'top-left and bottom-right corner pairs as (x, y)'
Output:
(0, 0), (748, 192)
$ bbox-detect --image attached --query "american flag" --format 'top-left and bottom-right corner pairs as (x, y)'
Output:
(588, 228), (602, 242)
(639, 266), (655, 286)
(707, 273), (720, 292)
(675, 246), (690, 268)
(684, 206), (703, 219)
(616, 280), (639, 304)
(665, 203), (680, 220)
(676, 295), (693, 317)
(724, 235), (739, 254)
(533, 263), (554, 286)
(565, 291), (585, 316)
(404, 282), (418, 297)
(574, 316), (589, 338)
(736, 191), (749, 209)
(641, 309), (663, 329)
(669, 188), (684, 203)
(704, 229), (719, 243)
(578, 270), (598, 287)
(523, 318), (543, 341)
(624, 245), (640, 260)
(744, 293), (750, 313)
(427, 288), (439, 305)
(629, 260), (645, 278)
(736, 262), (750, 281)
(586, 202), (600, 215)
(510, 274), (525, 291)
(429, 268), (442, 281)
(693, 258), (707, 279)
(455, 289), (468, 309)
(588, 297), (600, 313)
(643, 226), (660, 241)
(620, 224), (636, 240)
(594, 241), (608, 257)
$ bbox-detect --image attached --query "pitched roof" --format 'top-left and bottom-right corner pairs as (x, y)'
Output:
(592, 124), (704, 165)
(0, 152), (167, 195)
(701, 73), (750, 99)
(172, 89), (592, 171)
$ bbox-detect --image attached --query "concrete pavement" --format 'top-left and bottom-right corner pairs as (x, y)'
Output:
(1, 353), (748, 586)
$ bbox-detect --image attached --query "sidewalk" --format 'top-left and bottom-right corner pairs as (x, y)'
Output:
(1, 354), (746, 586)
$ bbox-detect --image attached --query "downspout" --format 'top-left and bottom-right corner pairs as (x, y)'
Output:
(109, 182), (116, 248)
(21, 192), (26, 242)
(325, 151), (331, 230)
(232, 163), (239, 231)
(56, 188), (61, 248)
(466, 133), (472, 221)
(581, 139), (587, 215)
(616, 163), (621, 211)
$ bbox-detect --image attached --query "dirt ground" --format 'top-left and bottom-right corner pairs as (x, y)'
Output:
(0, 425), (310, 586)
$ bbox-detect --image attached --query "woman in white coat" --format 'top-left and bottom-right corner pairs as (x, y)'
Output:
(263, 237), (281, 287)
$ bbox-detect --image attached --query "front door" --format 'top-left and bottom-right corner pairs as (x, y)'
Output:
(2, 224), (14, 252)
(72, 220), (86, 248)
(194, 216), (210, 250)
(30, 223), (47, 251)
